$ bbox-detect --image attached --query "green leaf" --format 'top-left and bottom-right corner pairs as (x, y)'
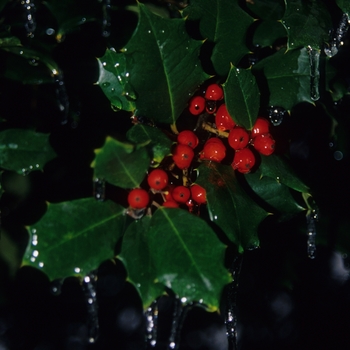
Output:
(0, 0), (8, 13)
(148, 208), (230, 310)
(23, 199), (127, 280)
(196, 162), (268, 252)
(258, 155), (309, 193)
(281, 0), (332, 50)
(119, 216), (164, 308)
(126, 124), (172, 164)
(223, 66), (260, 130)
(183, 0), (253, 76)
(245, 170), (305, 218)
(252, 47), (313, 110)
(252, 20), (287, 48)
(336, 0), (350, 15)
(97, 50), (136, 112)
(92, 136), (150, 189)
(245, 0), (285, 20)
(122, 3), (209, 124)
(0, 129), (56, 174)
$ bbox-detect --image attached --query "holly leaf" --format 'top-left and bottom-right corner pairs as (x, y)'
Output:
(0, 129), (56, 174)
(23, 199), (127, 280)
(92, 136), (150, 189)
(281, 0), (332, 50)
(148, 208), (230, 311)
(223, 66), (260, 130)
(252, 47), (313, 110)
(183, 0), (253, 76)
(336, 0), (350, 15)
(258, 154), (310, 193)
(252, 20), (287, 48)
(126, 124), (172, 164)
(196, 162), (268, 252)
(97, 49), (136, 112)
(122, 3), (209, 124)
(119, 216), (164, 308)
(245, 0), (285, 20)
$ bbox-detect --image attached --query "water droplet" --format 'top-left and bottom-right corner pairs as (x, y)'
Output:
(334, 150), (343, 160)
(21, 0), (36, 37)
(148, 30), (152, 34)
(93, 178), (105, 201)
(307, 46), (320, 101)
(124, 82), (137, 101)
(38, 262), (44, 268)
(74, 267), (81, 274)
(145, 300), (158, 347)
(51, 279), (64, 295)
(267, 106), (288, 126)
(102, 82), (110, 88)
(306, 208), (318, 259)
(7, 143), (18, 149)
(46, 28), (55, 35)
(102, 61), (107, 66)
(28, 58), (39, 66)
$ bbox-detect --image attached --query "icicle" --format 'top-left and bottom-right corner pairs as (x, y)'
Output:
(145, 299), (158, 347)
(267, 106), (288, 126)
(225, 254), (243, 350)
(306, 208), (318, 259)
(54, 72), (70, 125)
(102, 0), (112, 38)
(21, 0), (36, 38)
(307, 46), (320, 101)
(93, 178), (106, 201)
(82, 272), (100, 344)
(324, 13), (350, 58)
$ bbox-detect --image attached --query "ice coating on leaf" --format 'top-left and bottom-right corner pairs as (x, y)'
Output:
(307, 46), (320, 101)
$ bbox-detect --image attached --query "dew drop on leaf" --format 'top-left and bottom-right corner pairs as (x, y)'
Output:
(267, 106), (288, 126)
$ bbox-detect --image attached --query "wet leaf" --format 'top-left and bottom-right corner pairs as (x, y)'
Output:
(123, 3), (209, 124)
(252, 47), (312, 110)
(252, 20), (287, 48)
(281, 0), (332, 50)
(126, 124), (172, 164)
(223, 66), (260, 130)
(258, 154), (310, 193)
(196, 162), (268, 252)
(184, 0), (253, 76)
(245, 0), (285, 20)
(92, 136), (150, 189)
(0, 129), (56, 174)
(148, 208), (230, 310)
(245, 170), (305, 217)
(23, 198), (127, 280)
(119, 216), (164, 308)
(97, 50), (135, 112)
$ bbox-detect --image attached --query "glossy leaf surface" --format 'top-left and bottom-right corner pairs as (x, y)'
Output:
(122, 3), (208, 124)
(196, 162), (268, 251)
(97, 50), (135, 112)
(92, 136), (150, 189)
(336, 0), (350, 14)
(0, 129), (56, 174)
(23, 199), (126, 280)
(126, 124), (172, 164)
(281, 0), (332, 50)
(223, 66), (260, 130)
(253, 48), (312, 110)
(252, 20), (287, 48)
(184, 0), (253, 76)
(246, 0), (285, 20)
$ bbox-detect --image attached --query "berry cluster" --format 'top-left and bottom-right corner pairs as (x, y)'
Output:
(126, 82), (276, 215)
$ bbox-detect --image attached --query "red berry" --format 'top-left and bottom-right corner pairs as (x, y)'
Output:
(163, 200), (179, 208)
(253, 133), (275, 155)
(128, 188), (150, 209)
(232, 148), (255, 174)
(173, 144), (194, 169)
(189, 96), (205, 115)
(177, 130), (199, 149)
(205, 137), (224, 144)
(205, 83), (224, 101)
(200, 138), (226, 162)
(215, 104), (235, 131)
(252, 117), (270, 138)
(147, 169), (168, 191)
(191, 184), (207, 204)
(228, 127), (250, 150)
(172, 185), (191, 203)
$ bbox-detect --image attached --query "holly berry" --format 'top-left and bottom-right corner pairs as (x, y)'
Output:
(228, 127), (250, 150)
(177, 130), (199, 149)
(147, 169), (168, 191)
(232, 148), (255, 174)
(252, 117), (270, 138)
(200, 138), (226, 162)
(205, 83), (224, 101)
(128, 188), (150, 209)
(173, 144), (194, 169)
(172, 185), (191, 203)
(215, 104), (235, 131)
(253, 133), (275, 155)
(189, 96), (206, 115)
(163, 200), (179, 208)
(191, 184), (207, 204)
